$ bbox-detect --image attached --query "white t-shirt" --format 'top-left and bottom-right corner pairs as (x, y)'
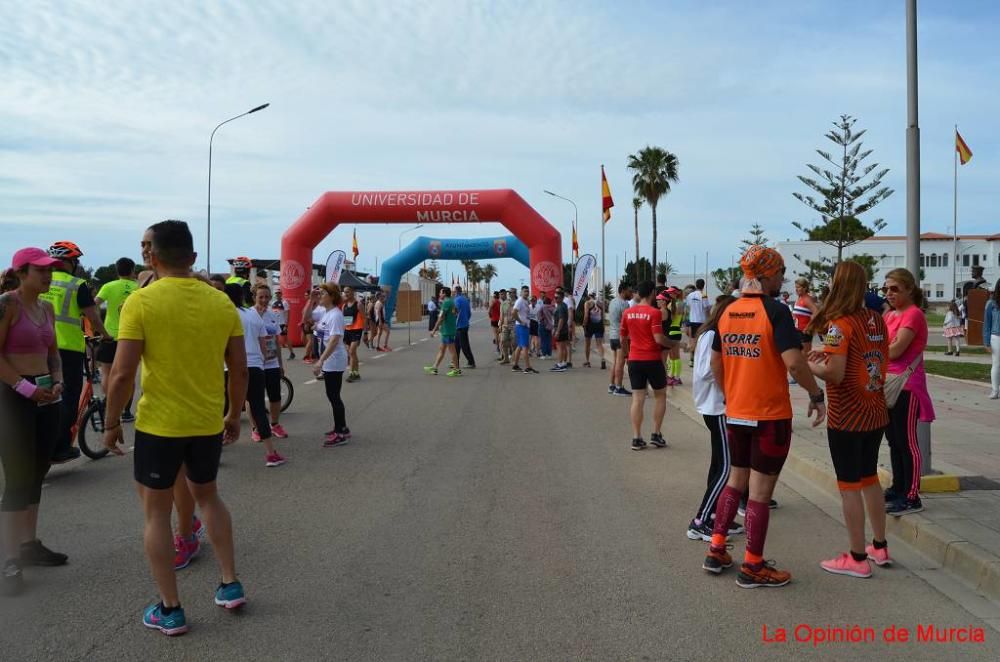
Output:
(257, 308), (282, 370)
(513, 297), (531, 326)
(312, 305), (327, 338)
(692, 329), (724, 416)
(270, 299), (288, 325)
(319, 308), (348, 372)
(238, 307), (268, 370)
(686, 291), (710, 325)
(427, 299), (437, 313)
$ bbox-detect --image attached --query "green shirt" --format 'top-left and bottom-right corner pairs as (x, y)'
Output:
(439, 298), (457, 337)
(96, 278), (139, 339)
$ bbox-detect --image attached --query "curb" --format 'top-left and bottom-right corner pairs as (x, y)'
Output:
(669, 397), (1000, 605)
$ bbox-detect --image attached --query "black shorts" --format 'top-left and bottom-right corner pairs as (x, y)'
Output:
(96, 339), (117, 364)
(585, 322), (604, 339)
(726, 419), (792, 476)
(490, 320), (499, 328)
(0, 379), (59, 511)
(264, 367), (282, 403)
(628, 360), (667, 391)
(556, 330), (569, 343)
(133, 430), (223, 490)
(827, 428), (884, 489)
(530, 320), (539, 336)
(687, 322), (702, 336)
(344, 330), (363, 345)
(610, 339), (621, 352)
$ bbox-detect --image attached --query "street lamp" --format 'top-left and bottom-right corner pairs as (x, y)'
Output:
(544, 189), (577, 266)
(207, 103), (270, 273)
(398, 223), (425, 252)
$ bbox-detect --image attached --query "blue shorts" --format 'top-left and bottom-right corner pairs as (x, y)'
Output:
(441, 335), (455, 345)
(515, 325), (530, 348)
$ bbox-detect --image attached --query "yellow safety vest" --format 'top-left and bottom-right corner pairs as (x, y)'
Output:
(39, 270), (86, 353)
(226, 276), (248, 286)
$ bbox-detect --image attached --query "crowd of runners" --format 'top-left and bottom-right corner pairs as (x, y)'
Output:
(3, 221), (998, 633)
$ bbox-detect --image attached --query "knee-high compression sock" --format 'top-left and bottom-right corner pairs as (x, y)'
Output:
(710, 485), (742, 549)
(673, 359), (682, 378)
(744, 499), (771, 566)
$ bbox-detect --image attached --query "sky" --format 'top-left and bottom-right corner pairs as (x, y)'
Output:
(2, 0), (998, 288)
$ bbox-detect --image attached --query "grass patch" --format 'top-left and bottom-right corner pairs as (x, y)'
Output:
(924, 360), (991, 383)
(925, 311), (945, 326)
(924, 345), (988, 355)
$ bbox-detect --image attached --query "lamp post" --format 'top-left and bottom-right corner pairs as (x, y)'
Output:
(207, 103), (270, 273)
(398, 223), (425, 252)
(544, 188), (577, 271)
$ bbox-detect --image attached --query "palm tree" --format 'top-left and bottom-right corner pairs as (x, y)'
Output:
(481, 264), (498, 296)
(631, 196), (643, 280)
(418, 265), (440, 282)
(627, 147), (679, 277)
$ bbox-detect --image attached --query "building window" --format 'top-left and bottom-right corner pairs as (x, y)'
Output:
(935, 284), (944, 299)
(963, 254), (970, 267)
(942, 253), (948, 267)
(930, 254), (938, 267)
(973, 254), (980, 267)
(919, 254), (925, 267)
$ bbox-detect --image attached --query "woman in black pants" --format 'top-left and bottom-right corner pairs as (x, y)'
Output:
(0, 248), (70, 596)
(313, 284), (351, 447)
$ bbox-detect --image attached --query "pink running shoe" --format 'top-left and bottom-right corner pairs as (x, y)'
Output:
(271, 423), (288, 439)
(323, 433), (349, 448)
(251, 429), (261, 443)
(265, 452), (287, 467)
(192, 516), (204, 540)
(820, 552), (872, 578)
(174, 535), (200, 570)
(866, 544), (892, 567)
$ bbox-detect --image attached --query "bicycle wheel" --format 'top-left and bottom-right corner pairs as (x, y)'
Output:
(280, 375), (294, 412)
(78, 400), (110, 460)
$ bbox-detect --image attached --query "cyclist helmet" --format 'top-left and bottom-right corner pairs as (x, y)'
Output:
(231, 256), (253, 269)
(48, 241), (84, 260)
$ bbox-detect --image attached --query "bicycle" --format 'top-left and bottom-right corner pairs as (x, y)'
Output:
(280, 374), (293, 412)
(76, 337), (109, 460)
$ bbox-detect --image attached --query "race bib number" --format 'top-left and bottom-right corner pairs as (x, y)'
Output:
(264, 336), (279, 361)
(727, 417), (758, 428)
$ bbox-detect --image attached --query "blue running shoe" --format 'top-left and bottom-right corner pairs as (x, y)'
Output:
(143, 603), (188, 636)
(214, 581), (247, 609)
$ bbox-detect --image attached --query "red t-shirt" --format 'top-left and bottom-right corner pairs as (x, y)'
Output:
(489, 299), (501, 322)
(620, 304), (663, 361)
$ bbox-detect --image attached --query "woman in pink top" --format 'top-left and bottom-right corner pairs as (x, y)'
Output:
(882, 268), (935, 516)
(0, 248), (69, 596)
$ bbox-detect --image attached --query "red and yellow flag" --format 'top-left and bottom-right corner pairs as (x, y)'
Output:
(601, 165), (614, 223)
(572, 222), (579, 258)
(352, 228), (359, 258)
(956, 130), (973, 165)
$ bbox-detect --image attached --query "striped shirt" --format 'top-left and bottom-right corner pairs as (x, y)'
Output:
(792, 295), (814, 332)
(821, 310), (890, 432)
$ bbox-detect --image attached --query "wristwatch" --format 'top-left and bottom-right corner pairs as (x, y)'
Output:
(809, 390), (825, 405)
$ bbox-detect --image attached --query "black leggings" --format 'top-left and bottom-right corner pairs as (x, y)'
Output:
(246, 368), (272, 440)
(456, 327), (475, 366)
(55, 349), (83, 454)
(886, 389), (922, 501)
(323, 371), (347, 433)
(1, 380), (60, 511)
(696, 414), (731, 522)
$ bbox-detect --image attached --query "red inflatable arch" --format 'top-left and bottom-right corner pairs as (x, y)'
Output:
(280, 189), (562, 345)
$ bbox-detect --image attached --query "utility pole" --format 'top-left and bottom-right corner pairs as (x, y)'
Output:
(905, 0), (921, 281)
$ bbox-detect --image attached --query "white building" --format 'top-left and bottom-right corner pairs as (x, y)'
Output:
(777, 233), (1000, 303)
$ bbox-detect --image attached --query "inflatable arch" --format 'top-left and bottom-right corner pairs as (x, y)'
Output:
(280, 189), (562, 345)
(380, 235), (528, 322)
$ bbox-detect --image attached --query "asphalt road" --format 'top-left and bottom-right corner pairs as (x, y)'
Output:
(1, 318), (998, 661)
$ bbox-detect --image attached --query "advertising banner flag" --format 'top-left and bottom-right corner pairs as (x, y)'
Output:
(573, 253), (597, 300)
(325, 250), (347, 284)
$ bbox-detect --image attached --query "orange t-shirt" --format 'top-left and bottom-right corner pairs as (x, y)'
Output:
(820, 310), (890, 432)
(713, 294), (800, 421)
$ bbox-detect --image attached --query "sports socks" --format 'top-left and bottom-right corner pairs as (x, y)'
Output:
(744, 499), (771, 566)
(710, 485), (742, 549)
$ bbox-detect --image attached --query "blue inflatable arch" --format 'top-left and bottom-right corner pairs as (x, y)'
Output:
(381, 235), (529, 321)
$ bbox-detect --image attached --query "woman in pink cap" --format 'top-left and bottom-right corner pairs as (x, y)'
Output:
(0, 248), (69, 596)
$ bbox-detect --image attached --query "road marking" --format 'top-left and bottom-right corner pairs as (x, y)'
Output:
(303, 379), (318, 384)
(372, 354), (385, 359)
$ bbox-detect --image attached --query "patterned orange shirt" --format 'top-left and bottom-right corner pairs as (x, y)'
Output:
(821, 310), (890, 432)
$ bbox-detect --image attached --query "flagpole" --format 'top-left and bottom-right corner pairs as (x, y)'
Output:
(952, 125), (958, 302)
(601, 164), (606, 301)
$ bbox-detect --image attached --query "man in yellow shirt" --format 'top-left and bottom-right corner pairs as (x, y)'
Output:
(103, 220), (249, 636)
(95, 257), (138, 419)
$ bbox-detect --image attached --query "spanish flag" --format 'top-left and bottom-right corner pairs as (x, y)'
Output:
(601, 165), (614, 223)
(956, 130), (973, 165)
(352, 228), (359, 258)
(572, 221), (579, 258)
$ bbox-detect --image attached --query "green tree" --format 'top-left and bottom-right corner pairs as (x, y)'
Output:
(712, 267), (742, 295)
(656, 261), (675, 279)
(741, 223), (769, 251)
(93, 263), (119, 289)
(632, 196), (643, 275)
(481, 264), (498, 297)
(792, 253), (884, 289)
(418, 265), (441, 282)
(628, 146), (679, 276)
(792, 114), (893, 262)
(623, 258), (653, 286)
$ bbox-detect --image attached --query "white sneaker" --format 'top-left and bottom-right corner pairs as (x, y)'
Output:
(990, 391), (999, 400)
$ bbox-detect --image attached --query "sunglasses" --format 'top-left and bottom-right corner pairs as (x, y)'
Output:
(881, 285), (902, 294)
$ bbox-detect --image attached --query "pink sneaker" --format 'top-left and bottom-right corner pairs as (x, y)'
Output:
(271, 423), (288, 439)
(265, 452), (286, 467)
(323, 433), (349, 448)
(192, 516), (204, 540)
(866, 544), (892, 567)
(174, 535), (200, 570)
(820, 552), (872, 578)
(251, 429), (261, 443)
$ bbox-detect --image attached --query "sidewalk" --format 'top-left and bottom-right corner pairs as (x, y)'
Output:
(667, 370), (1000, 604)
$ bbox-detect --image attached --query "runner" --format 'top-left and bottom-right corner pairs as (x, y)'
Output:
(341, 286), (365, 382)
(792, 278), (818, 351)
(226, 256), (254, 306)
(550, 288), (570, 372)
(427, 293), (439, 332)
(538, 293), (554, 359)
(301, 288), (319, 364)
(488, 291), (501, 355)
(374, 292), (391, 351)
(252, 284), (289, 440)
(510, 286), (538, 374)
(583, 293), (606, 369)
(498, 289), (513, 365)
(94, 257), (139, 420)
(426, 287), (461, 377)
(453, 286), (476, 369)
(701, 245), (826, 588)
(621, 281), (672, 450)
(0, 247), (68, 597)
(882, 268), (933, 516)
(607, 283), (632, 396)
(313, 284), (351, 446)
(365, 294), (377, 349)
(685, 279), (711, 368)
(688, 295), (745, 542)
(664, 286), (684, 385)
(528, 294), (540, 358)
(987, 280), (1000, 400)
(311, 291), (328, 363)
(40, 241), (110, 463)
(806, 261), (891, 577)
(225, 284), (284, 468)
(271, 288), (294, 360)
(102, 220), (247, 635)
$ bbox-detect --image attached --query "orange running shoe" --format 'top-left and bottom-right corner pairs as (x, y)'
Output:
(736, 560), (791, 588)
(702, 545), (733, 574)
